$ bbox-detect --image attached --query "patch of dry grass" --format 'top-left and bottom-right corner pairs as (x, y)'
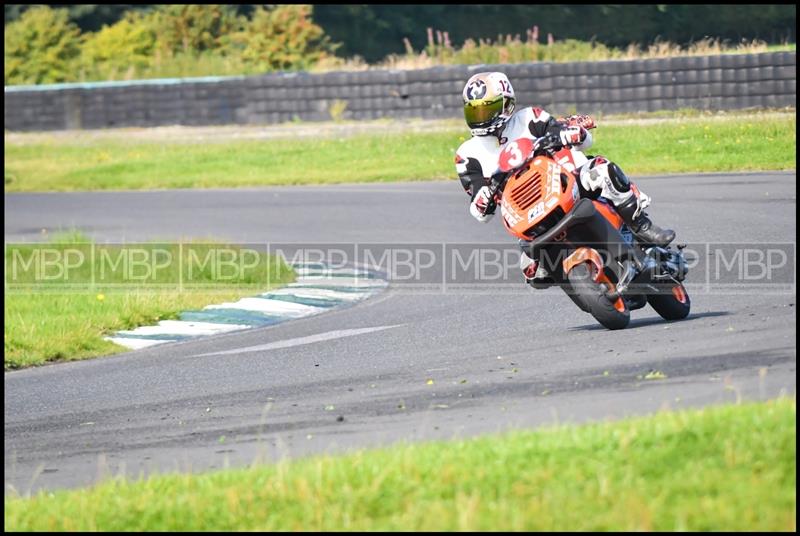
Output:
(311, 36), (795, 73)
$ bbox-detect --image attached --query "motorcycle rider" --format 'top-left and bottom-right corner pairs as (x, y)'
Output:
(454, 71), (675, 285)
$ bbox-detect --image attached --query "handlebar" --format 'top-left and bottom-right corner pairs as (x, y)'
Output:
(532, 133), (564, 154)
(487, 172), (504, 199)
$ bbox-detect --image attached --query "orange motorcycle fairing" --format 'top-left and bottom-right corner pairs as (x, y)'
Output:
(563, 247), (626, 313)
(592, 198), (624, 230)
(500, 153), (580, 241)
(563, 247), (604, 278)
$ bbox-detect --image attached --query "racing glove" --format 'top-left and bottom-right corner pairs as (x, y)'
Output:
(469, 185), (496, 223)
(559, 125), (588, 147)
(559, 114), (597, 130)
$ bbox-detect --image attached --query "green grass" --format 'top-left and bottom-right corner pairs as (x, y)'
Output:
(4, 130), (452, 191)
(4, 112), (795, 192)
(4, 233), (295, 369)
(590, 113), (796, 175)
(4, 397), (795, 531)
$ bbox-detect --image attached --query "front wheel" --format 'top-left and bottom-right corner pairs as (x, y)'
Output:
(567, 263), (630, 330)
(647, 282), (691, 320)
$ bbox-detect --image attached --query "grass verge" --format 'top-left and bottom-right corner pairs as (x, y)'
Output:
(4, 397), (795, 531)
(4, 111), (795, 192)
(4, 233), (295, 369)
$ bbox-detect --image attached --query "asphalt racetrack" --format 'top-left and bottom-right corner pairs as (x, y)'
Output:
(4, 171), (796, 493)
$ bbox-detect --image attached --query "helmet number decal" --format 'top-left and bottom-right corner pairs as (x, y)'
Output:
(498, 79), (511, 93)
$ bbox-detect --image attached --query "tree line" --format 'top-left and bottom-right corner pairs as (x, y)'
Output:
(5, 5), (336, 85)
(4, 4), (795, 85)
(312, 4), (796, 62)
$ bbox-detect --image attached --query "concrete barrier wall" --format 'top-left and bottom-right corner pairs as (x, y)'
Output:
(4, 51), (795, 131)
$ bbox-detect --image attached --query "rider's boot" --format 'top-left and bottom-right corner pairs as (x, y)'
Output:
(615, 195), (675, 247)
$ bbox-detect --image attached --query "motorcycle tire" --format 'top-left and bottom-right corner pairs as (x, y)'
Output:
(647, 282), (691, 320)
(562, 282), (591, 312)
(567, 263), (630, 330)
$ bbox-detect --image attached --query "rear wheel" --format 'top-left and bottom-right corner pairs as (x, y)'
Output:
(567, 263), (630, 330)
(647, 282), (691, 320)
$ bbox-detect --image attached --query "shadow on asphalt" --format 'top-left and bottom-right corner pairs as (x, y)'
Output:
(568, 310), (732, 332)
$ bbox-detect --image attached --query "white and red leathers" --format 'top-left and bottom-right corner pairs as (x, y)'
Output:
(455, 106), (674, 283)
(457, 106), (635, 220)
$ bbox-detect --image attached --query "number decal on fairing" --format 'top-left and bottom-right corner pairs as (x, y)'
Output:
(505, 142), (523, 168)
(558, 155), (577, 173)
(498, 138), (533, 172)
(527, 202), (545, 222)
(501, 199), (522, 226)
(548, 162), (561, 194)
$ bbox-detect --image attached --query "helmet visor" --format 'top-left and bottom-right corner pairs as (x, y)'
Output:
(464, 96), (504, 128)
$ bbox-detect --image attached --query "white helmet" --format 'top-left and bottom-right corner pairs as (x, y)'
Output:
(462, 72), (516, 136)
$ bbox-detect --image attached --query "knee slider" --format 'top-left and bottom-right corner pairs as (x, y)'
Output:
(606, 161), (631, 192)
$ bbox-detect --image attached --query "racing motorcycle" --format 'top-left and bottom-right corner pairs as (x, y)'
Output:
(488, 131), (690, 330)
